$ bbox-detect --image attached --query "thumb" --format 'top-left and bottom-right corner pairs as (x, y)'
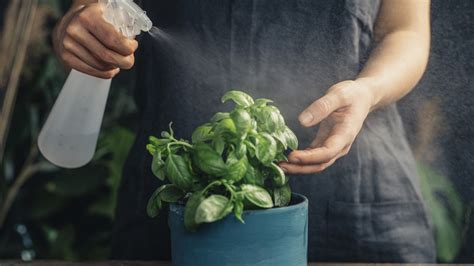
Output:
(299, 81), (354, 127)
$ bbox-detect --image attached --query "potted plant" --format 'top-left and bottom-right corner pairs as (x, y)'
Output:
(146, 90), (308, 266)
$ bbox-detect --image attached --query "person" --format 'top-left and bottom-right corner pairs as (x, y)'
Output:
(52, 0), (435, 262)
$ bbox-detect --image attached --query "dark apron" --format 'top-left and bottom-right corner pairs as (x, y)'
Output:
(112, 0), (436, 262)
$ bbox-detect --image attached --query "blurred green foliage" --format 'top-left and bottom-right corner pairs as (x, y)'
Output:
(418, 163), (472, 262)
(0, 0), (137, 260)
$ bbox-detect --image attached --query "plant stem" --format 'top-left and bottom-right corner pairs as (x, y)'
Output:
(202, 180), (222, 194)
(172, 141), (193, 149)
(0, 145), (40, 228)
(166, 141), (193, 154)
(222, 182), (237, 200)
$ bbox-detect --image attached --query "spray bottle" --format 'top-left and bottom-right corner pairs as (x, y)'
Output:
(38, 0), (152, 168)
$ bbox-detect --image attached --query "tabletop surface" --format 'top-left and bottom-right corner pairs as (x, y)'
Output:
(0, 262), (469, 266)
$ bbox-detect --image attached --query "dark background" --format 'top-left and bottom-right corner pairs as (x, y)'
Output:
(1, 0), (473, 262)
(399, 0), (474, 261)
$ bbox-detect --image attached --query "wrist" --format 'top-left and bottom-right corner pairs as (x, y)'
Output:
(354, 77), (381, 112)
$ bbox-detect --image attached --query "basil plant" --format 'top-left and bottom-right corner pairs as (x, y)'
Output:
(146, 90), (298, 231)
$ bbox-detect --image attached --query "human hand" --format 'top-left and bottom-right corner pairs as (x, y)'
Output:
(279, 80), (374, 174)
(53, 3), (138, 79)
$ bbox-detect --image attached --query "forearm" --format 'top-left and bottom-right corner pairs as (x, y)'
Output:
(357, 31), (430, 111)
(356, 0), (430, 111)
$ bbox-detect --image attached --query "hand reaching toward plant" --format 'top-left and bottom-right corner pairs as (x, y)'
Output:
(279, 80), (373, 174)
(279, 0), (431, 174)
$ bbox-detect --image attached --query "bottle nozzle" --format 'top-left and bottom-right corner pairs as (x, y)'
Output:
(99, 0), (153, 38)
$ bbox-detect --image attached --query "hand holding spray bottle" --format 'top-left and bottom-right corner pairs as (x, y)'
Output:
(38, 0), (152, 168)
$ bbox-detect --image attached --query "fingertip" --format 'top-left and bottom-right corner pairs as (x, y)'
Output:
(278, 162), (294, 174)
(101, 68), (120, 79)
(124, 39), (139, 54)
(287, 152), (301, 164)
(298, 111), (313, 127)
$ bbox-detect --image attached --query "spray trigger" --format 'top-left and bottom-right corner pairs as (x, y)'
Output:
(99, 0), (153, 38)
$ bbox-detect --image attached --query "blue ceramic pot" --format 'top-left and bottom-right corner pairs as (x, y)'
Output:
(168, 193), (308, 266)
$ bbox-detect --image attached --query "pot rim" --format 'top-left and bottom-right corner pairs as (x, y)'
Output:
(170, 192), (308, 215)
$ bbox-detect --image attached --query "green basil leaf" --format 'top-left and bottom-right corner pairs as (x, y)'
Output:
(152, 164), (166, 181)
(192, 124), (214, 143)
(275, 142), (285, 155)
(210, 112), (230, 124)
(241, 184), (273, 208)
(234, 200), (245, 223)
(272, 130), (288, 150)
(230, 109), (252, 136)
(184, 192), (205, 231)
(169, 145), (183, 154)
(253, 98), (273, 108)
(212, 135), (226, 155)
(243, 164), (265, 186)
(161, 131), (172, 138)
(256, 133), (277, 165)
(250, 119), (258, 132)
(149, 136), (160, 145)
(147, 186), (164, 218)
(283, 126), (298, 150)
(270, 162), (288, 186)
(193, 143), (227, 176)
(244, 140), (256, 158)
(243, 164), (255, 184)
(166, 154), (194, 191)
(226, 151), (248, 182)
(275, 153), (288, 162)
(152, 150), (166, 181)
(159, 184), (185, 203)
(273, 184), (291, 207)
(146, 144), (156, 155)
(149, 136), (172, 146)
(236, 142), (247, 158)
(221, 90), (254, 107)
(195, 195), (233, 223)
(267, 105), (285, 128)
(255, 106), (285, 132)
(215, 118), (237, 134)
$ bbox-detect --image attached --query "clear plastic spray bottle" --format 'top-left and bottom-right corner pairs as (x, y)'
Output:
(38, 0), (152, 168)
